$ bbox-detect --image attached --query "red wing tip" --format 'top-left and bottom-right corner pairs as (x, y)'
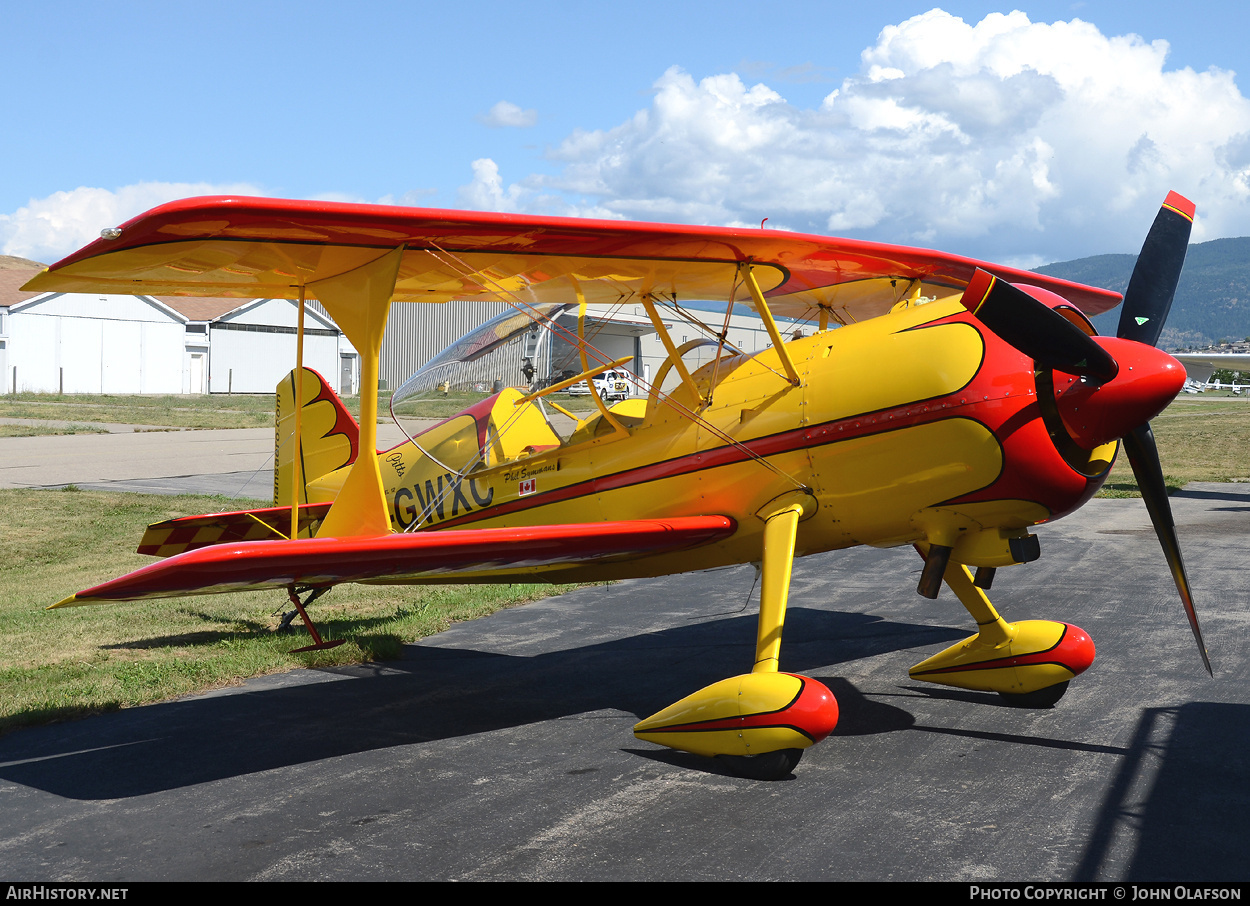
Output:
(1163, 191), (1196, 221)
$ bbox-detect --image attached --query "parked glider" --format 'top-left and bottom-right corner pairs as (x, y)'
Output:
(25, 192), (1208, 779)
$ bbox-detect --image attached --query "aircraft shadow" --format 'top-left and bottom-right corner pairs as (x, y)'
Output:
(1073, 702), (1250, 882)
(0, 607), (960, 800)
(1172, 485), (1250, 505)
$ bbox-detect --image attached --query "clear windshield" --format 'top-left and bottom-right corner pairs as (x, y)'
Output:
(390, 302), (574, 417)
(385, 302), (605, 531)
(380, 300), (763, 531)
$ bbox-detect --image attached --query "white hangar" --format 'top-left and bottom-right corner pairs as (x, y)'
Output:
(185, 296), (358, 395)
(1, 257), (786, 400)
(1, 259), (359, 396)
(6, 291), (191, 394)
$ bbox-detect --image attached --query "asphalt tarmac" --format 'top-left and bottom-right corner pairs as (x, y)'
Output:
(0, 421), (427, 498)
(0, 429), (1246, 880)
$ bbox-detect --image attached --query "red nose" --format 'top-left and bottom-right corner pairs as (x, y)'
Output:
(1053, 338), (1186, 449)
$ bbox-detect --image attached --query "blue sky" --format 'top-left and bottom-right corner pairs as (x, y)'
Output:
(4, 1), (1249, 267)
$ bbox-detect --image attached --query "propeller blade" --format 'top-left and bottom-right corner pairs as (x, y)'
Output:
(960, 269), (1118, 381)
(1123, 422), (1212, 675)
(1118, 191), (1195, 347)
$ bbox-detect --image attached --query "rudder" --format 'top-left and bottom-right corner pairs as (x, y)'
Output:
(274, 367), (359, 521)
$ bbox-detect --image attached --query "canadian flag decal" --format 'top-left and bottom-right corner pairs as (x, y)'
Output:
(518, 478), (537, 496)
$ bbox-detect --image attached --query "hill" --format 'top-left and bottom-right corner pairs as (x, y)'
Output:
(0, 256), (45, 308)
(1033, 237), (1250, 350)
(0, 255), (45, 270)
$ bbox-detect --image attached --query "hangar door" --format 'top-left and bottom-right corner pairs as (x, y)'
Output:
(549, 311), (653, 395)
(207, 298), (345, 394)
(7, 294), (185, 394)
(209, 323), (340, 394)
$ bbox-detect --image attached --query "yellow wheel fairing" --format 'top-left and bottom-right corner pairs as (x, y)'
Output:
(909, 619), (1096, 695)
(634, 672), (839, 758)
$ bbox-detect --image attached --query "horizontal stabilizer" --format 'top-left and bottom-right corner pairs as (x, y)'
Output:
(138, 502), (334, 557)
(56, 516), (738, 606)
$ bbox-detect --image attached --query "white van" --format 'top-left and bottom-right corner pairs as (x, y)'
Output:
(567, 369), (630, 401)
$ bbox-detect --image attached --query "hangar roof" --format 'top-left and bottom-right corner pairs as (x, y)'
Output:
(0, 257), (44, 309)
(154, 297), (244, 322)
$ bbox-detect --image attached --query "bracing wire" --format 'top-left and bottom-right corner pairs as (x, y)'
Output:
(400, 244), (807, 499)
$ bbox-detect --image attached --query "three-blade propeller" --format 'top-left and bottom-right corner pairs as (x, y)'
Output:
(959, 192), (1211, 675)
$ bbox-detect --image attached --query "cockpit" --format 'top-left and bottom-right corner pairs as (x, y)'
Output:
(379, 300), (763, 530)
(390, 302), (732, 452)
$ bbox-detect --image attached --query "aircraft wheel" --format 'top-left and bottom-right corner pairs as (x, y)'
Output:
(715, 748), (803, 780)
(998, 680), (1069, 708)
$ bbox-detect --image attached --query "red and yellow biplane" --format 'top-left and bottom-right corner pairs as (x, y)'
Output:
(24, 191), (1208, 780)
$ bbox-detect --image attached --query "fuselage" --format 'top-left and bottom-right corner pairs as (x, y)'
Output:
(321, 298), (1122, 584)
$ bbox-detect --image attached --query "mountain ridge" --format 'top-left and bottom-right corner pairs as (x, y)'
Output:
(1033, 237), (1250, 350)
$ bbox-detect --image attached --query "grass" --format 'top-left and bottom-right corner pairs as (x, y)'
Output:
(391, 389), (600, 419)
(0, 488), (576, 735)
(0, 392), (285, 430)
(0, 423), (108, 437)
(0, 388), (602, 434)
(1096, 397), (1250, 497)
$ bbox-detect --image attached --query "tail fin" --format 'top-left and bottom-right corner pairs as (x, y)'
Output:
(274, 367), (359, 514)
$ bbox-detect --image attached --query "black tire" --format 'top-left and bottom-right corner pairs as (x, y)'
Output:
(716, 748), (804, 780)
(998, 680), (1069, 708)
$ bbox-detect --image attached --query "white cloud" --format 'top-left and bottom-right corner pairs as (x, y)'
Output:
(0, 181), (262, 263)
(462, 9), (1250, 262)
(375, 188), (438, 208)
(14, 11), (1250, 268)
(457, 159), (523, 212)
(480, 101), (538, 128)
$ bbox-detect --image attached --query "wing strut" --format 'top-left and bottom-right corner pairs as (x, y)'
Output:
(740, 263), (801, 387)
(574, 279), (629, 439)
(641, 294), (706, 407)
(307, 246), (404, 538)
(291, 284), (307, 540)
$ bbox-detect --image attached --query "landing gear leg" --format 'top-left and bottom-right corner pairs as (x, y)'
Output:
(634, 500), (839, 779)
(721, 503), (807, 779)
(908, 547), (1094, 703)
(752, 502), (804, 675)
